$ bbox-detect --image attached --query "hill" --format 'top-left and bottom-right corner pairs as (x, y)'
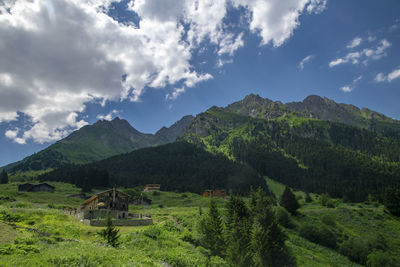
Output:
(181, 100), (400, 201)
(38, 142), (266, 194)
(3, 116), (193, 174)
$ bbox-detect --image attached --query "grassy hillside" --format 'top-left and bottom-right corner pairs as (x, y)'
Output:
(1, 181), (399, 266)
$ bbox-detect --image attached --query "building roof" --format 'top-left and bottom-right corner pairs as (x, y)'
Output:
(81, 188), (131, 206)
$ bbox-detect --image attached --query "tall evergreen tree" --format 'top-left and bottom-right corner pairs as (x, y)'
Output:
(225, 195), (252, 267)
(280, 186), (300, 215)
(198, 198), (225, 257)
(0, 170), (8, 184)
(384, 187), (400, 217)
(250, 188), (290, 267)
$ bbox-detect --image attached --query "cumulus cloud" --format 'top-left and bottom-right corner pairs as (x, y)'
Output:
(340, 75), (362, 93)
(298, 55), (315, 70)
(329, 39), (391, 68)
(166, 87), (186, 101)
(1, 0), (327, 144)
(96, 110), (120, 121)
(346, 37), (362, 49)
(232, 0), (328, 47)
(375, 68), (400, 83)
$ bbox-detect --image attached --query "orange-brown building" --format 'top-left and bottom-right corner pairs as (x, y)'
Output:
(202, 189), (227, 198)
(143, 184), (161, 192)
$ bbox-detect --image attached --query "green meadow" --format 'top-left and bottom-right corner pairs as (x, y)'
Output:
(0, 180), (399, 266)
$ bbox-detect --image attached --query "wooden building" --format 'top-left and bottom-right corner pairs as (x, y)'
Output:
(80, 188), (131, 219)
(143, 184), (161, 192)
(202, 189), (226, 198)
(18, 183), (55, 193)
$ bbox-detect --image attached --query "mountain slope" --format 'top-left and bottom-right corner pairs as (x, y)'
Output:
(39, 142), (266, 194)
(4, 115), (194, 173)
(181, 103), (400, 201)
(225, 94), (400, 135)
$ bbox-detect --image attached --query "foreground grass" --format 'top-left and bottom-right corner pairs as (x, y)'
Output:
(1, 181), (400, 266)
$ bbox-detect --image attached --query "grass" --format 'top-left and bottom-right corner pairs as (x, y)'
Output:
(1, 180), (400, 266)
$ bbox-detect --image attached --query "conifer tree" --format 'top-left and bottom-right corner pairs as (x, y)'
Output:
(250, 188), (289, 267)
(0, 170), (8, 184)
(99, 212), (120, 247)
(225, 195), (252, 267)
(198, 197), (225, 257)
(384, 187), (400, 217)
(280, 186), (300, 215)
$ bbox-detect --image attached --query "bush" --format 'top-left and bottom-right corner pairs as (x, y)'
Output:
(339, 235), (388, 265)
(276, 207), (293, 228)
(321, 214), (336, 226)
(299, 223), (337, 249)
(320, 193), (331, 206)
(367, 250), (398, 267)
(152, 191), (161, 196)
(142, 225), (162, 240)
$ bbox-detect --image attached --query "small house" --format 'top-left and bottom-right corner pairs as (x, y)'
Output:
(143, 184), (161, 192)
(202, 189), (226, 198)
(18, 183), (55, 193)
(79, 188), (131, 219)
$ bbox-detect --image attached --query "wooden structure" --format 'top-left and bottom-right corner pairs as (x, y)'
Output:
(80, 188), (131, 219)
(143, 184), (161, 192)
(202, 189), (227, 198)
(18, 183), (55, 193)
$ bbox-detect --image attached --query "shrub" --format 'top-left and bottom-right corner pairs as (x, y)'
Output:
(299, 223), (337, 249)
(367, 250), (397, 267)
(142, 225), (162, 240)
(152, 191), (161, 196)
(98, 213), (120, 247)
(321, 214), (336, 226)
(280, 186), (300, 215)
(276, 207), (293, 228)
(305, 193), (312, 203)
(320, 193), (331, 206)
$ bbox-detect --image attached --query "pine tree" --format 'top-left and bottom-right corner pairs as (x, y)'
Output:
(250, 188), (290, 267)
(0, 170), (8, 184)
(225, 195), (252, 267)
(198, 198), (225, 257)
(99, 212), (120, 247)
(384, 187), (400, 217)
(280, 186), (300, 215)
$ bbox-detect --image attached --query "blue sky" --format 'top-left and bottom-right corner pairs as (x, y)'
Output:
(0, 0), (399, 166)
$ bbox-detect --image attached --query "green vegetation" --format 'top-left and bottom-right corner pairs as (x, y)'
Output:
(0, 180), (400, 266)
(99, 213), (120, 247)
(39, 142), (266, 194)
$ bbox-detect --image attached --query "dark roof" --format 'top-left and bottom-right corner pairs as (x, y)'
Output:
(36, 183), (55, 189)
(81, 188), (131, 206)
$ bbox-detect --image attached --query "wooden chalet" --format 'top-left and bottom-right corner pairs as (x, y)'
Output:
(80, 188), (130, 211)
(18, 183), (55, 193)
(202, 189), (226, 198)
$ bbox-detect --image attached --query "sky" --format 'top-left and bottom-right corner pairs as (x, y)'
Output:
(0, 0), (400, 166)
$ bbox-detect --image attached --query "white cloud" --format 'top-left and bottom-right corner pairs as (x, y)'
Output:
(298, 55), (315, 70)
(5, 129), (26, 144)
(340, 75), (362, 93)
(232, 0), (328, 47)
(96, 110), (119, 121)
(346, 37), (362, 49)
(166, 87), (186, 101)
(0, 0), (326, 144)
(375, 68), (400, 83)
(330, 39), (391, 68)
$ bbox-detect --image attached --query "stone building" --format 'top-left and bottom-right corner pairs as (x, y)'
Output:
(79, 188), (131, 220)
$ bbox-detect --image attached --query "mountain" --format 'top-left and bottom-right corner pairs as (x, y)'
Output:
(4, 115), (193, 173)
(39, 142), (266, 194)
(225, 94), (400, 135)
(180, 95), (400, 201)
